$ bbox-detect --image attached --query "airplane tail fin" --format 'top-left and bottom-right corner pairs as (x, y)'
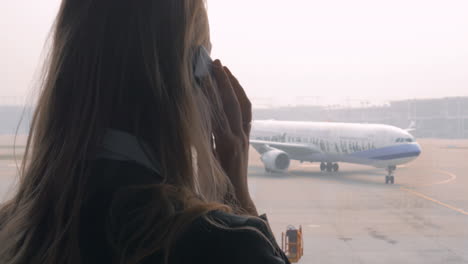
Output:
(405, 121), (416, 132)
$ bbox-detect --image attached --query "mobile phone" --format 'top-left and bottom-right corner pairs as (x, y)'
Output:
(193, 46), (213, 79)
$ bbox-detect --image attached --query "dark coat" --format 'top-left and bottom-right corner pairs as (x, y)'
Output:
(79, 159), (291, 264)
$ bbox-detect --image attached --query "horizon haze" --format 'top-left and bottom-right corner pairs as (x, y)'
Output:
(1, 0), (468, 105)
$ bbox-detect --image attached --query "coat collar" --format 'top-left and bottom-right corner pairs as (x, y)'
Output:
(95, 129), (161, 175)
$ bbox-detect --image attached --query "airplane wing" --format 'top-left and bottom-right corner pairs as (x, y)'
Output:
(250, 139), (322, 157)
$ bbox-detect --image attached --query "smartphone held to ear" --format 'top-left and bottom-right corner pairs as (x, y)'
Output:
(193, 46), (213, 80)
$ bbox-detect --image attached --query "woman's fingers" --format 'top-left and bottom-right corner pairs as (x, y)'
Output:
(211, 60), (243, 136)
(223, 66), (252, 135)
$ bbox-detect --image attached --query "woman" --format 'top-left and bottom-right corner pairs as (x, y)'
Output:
(0, 0), (290, 263)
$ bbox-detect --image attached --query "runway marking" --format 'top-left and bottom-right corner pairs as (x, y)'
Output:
(401, 187), (468, 216)
(407, 169), (458, 187)
(427, 170), (457, 186)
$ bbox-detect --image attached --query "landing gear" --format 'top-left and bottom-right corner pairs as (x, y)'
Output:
(332, 163), (339, 172)
(385, 165), (396, 184)
(385, 175), (394, 184)
(321, 162), (339, 172)
(265, 167), (272, 173)
(320, 162), (326, 172)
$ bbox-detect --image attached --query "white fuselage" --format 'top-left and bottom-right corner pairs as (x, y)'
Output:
(251, 120), (422, 168)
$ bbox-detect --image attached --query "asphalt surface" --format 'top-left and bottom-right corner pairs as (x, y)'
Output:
(0, 138), (467, 263)
(248, 139), (468, 263)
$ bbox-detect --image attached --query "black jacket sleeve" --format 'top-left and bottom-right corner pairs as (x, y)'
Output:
(169, 210), (291, 264)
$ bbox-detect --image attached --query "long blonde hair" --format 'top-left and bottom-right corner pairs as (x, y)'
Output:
(0, 0), (236, 263)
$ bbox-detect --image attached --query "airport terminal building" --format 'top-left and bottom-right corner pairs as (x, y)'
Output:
(1, 96), (467, 138)
(253, 97), (468, 139)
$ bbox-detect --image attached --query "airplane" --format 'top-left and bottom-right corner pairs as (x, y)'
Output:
(250, 120), (422, 184)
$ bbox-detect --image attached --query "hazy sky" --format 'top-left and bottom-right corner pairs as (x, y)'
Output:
(1, 0), (468, 106)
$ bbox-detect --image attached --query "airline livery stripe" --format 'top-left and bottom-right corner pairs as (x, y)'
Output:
(351, 143), (421, 161)
(370, 151), (421, 160)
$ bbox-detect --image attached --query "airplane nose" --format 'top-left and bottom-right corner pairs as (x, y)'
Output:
(414, 143), (422, 157)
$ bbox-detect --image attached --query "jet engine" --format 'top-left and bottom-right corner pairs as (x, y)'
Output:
(261, 149), (291, 173)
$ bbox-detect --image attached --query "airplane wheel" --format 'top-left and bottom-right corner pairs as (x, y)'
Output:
(385, 175), (395, 184)
(332, 163), (339, 172)
(265, 168), (271, 173)
(320, 163), (326, 172)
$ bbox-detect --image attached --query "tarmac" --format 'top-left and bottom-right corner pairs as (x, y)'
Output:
(0, 137), (467, 263)
(248, 139), (468, 263)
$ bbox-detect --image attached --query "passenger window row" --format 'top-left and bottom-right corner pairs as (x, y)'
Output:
(396, 138), (413, 143)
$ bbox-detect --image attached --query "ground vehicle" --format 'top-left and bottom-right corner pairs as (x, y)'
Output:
(281, 225), (304, 263)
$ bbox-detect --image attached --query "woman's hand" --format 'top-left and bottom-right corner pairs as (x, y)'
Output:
(210, 60), (258, 216)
